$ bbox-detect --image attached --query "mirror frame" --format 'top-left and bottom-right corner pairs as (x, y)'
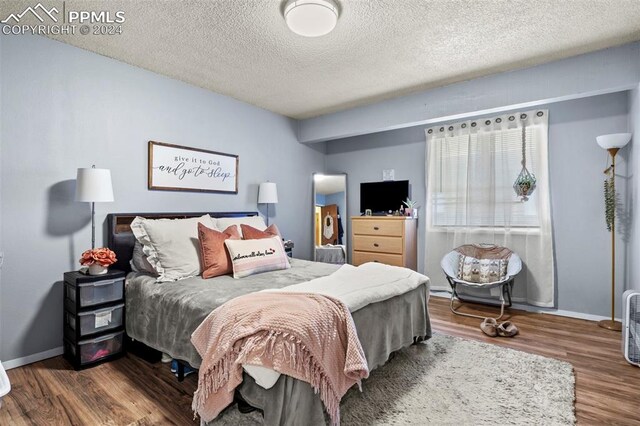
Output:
(312, 172), (348, 262)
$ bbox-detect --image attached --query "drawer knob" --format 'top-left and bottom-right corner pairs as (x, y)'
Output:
(373, 243), (379, 247)
(373, 226), (379, 230)
(373, 260), (379, 262)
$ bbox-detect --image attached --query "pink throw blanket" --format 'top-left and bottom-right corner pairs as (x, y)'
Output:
(191, 291), (369, 425)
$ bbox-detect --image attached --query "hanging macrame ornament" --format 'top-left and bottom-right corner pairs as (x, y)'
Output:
(513, 124), (537, 201)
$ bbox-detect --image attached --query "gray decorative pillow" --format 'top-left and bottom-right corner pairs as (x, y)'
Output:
(457, 255), (508, 284)
(130, 241), (158, 276)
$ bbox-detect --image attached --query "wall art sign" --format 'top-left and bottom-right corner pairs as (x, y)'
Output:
(148, 141), (238, 193)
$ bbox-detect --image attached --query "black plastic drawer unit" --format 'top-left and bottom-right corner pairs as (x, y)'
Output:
(63, 269), (126, 369)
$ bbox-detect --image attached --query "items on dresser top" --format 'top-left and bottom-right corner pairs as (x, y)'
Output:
(63, 269), (126, 369)
(351, 216), (417, 269)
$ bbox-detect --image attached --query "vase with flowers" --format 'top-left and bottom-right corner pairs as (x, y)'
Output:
(80, 247), (117, 275)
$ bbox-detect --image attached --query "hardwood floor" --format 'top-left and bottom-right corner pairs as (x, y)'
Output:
(2, 296), (639, 425)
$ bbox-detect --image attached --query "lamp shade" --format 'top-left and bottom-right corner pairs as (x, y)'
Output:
(284, 0), (339, 37)
(75, 167), (114, 202)
(596, 133), (632, 150)
(258, 182), (278, 204)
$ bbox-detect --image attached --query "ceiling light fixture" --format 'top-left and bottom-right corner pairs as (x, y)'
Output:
(284, 0), (339, 37)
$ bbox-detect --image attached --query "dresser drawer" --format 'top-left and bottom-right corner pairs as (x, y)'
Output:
(353, 235), (403, 254)
(353, 251), (404, 267)
(352, 219), (403, 237)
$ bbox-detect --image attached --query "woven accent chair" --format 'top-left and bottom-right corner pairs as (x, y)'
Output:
(441, 247), (522, 320)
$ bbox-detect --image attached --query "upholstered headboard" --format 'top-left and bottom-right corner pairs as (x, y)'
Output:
(106, 211), (259, 273)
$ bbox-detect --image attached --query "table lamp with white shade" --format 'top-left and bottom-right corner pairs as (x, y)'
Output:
(596, 133), (631, 331)
(76, 165), (114, 249)
(258, 182), (278, 226)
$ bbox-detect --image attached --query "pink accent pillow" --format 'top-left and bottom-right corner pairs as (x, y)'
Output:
(198, 223), (241, 279)
(240, 223), (281, 240)
(224, 236), (291, 279)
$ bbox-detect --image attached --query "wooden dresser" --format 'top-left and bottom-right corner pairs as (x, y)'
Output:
(351, 216), (417, 270)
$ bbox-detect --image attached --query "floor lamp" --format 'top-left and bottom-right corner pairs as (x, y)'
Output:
(258, 182), (278, 226)
(76, 166), (114, 249)
(596, 133), (631, 331)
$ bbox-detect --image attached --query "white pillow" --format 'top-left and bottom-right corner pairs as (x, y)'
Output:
(224, 236), (290, 279)
(215, 216), (267, 238)
(130, 215), (216, 282)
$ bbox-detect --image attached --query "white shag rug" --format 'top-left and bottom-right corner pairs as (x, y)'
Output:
(214, 333), (576, 425)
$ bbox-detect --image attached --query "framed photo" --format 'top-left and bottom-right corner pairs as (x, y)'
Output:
(148, 141), (238, 193)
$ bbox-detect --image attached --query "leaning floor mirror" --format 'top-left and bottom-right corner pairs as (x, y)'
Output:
(313, 173), (348, 264)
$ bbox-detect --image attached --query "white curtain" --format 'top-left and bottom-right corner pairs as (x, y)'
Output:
(425, 109), (554, 307)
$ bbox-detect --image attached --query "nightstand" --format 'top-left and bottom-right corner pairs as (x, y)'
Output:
(63, 269), (126, 370)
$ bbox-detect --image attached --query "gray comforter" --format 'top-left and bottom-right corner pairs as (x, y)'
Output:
(315, 245), (346, 264)
(126, 258), (431, 425)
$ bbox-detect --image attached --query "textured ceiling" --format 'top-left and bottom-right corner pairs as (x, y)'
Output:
(2, 0), (640, 119)
(315, 175), (346, 194)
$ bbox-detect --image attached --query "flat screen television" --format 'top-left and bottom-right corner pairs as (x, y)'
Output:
(360, 180), (409, 214)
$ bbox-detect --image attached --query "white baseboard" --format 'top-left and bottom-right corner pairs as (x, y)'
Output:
(3, 346), (64, 370)
(430, 291), (622, 322)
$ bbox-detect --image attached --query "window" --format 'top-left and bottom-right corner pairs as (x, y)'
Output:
(428, 120), (546, 228)
(424, 111), (555, 308)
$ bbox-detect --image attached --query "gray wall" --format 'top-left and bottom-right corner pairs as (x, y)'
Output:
(326, 127), (427, 271)
(300, 42), (640, 142)
(629, 85), (640, 292)
(0, 34), (325, 361)
(326, 92), (630, 317)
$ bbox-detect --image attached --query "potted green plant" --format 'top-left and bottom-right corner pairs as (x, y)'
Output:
(403, 198), (420, 218)
(604, 176), (615, 232)
(513, 172), (537, 202)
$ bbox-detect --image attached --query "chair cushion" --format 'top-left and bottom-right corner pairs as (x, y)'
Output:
(457, 255), (508, 284)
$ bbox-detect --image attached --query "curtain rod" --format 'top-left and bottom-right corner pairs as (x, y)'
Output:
(427, 110), (545, 134)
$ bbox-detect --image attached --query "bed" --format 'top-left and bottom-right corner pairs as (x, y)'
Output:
(107, 212), (431, 425)
(315, 244), (347, 264)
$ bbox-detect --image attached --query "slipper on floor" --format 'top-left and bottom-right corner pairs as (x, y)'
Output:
(497, 321), (519, 337)
(480, 318), (498, 337)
